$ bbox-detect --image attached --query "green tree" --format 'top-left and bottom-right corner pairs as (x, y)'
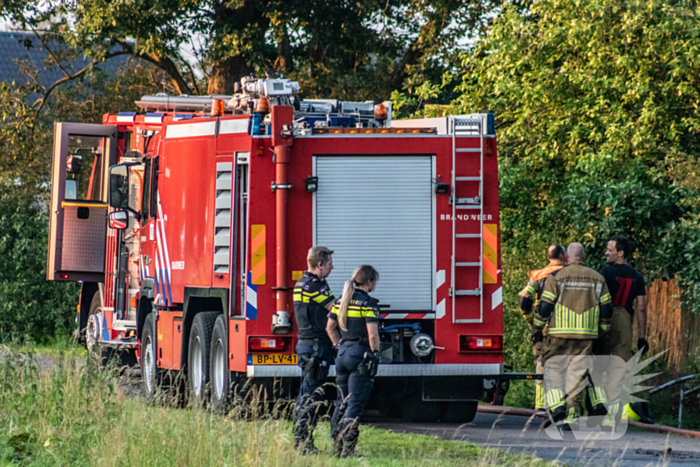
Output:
(452, 0), (700, 277)
(427, 0), (700, 373)
(0, 58), (164, 342)
(1, 0), (499, 98)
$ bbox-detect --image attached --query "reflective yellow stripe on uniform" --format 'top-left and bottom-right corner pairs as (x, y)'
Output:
(526, 285), (536, 296)
(588, 387), (607, 406)
(312, 293), (329, 304)
(600, 293), (611, 303)
(533, 317), (547, 328)
(545, 389), (565, 410)
(346, 305), (377, 318)
(549, 303), (599, 336)
(542, 291), (557, 302)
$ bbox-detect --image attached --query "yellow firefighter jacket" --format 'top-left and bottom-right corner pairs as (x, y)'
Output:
(534, 261), (613, 339)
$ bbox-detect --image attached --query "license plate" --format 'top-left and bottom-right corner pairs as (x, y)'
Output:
(252, 353), (298, 365)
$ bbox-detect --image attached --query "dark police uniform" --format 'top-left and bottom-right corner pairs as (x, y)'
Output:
(292, 271), (335, 449)
(329, 289), (380, 458)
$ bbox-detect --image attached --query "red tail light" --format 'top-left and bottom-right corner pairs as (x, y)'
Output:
(459, 335), (503, 352)
(249, 336), (291, 352)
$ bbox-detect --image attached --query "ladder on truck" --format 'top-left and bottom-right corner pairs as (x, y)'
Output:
(449, 115), (485, 324)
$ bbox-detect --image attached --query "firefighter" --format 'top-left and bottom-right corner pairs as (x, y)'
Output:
(292, 246), (336, 453)
(518, 244), (567, 411)
(533, 243), (613, 428)
(326, 265), (380, 458)
(597, 235), (648, 429)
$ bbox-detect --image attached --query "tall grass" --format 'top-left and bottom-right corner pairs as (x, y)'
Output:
(0, 348), (554, 466)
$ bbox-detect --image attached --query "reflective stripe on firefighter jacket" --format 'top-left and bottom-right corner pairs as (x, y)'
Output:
(293, 272), (335, 344)
(534, 261), (613, 339)
(518, 260), (565, 323)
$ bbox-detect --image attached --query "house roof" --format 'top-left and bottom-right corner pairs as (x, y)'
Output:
(0, 31), (133, 90)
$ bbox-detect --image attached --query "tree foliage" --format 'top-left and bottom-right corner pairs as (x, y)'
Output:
(0, 58), (163, 343)
(451, 0), (700, 282)
(1, 0), (498, 98)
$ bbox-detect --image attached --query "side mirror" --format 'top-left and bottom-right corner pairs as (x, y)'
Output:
(109, 165), (129, 209)
(108, 211), (129, 230)
(67, 154), (83, 174)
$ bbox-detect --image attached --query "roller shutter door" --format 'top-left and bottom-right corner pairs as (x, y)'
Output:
(316, 155), (433, 311)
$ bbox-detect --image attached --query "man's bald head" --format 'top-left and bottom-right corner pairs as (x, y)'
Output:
(547, 244), (566, 261)
(567, 243), (586, 262)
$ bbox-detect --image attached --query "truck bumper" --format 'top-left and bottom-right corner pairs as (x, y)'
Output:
(246, 363), (502, 378)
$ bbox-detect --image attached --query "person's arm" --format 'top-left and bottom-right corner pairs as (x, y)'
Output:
(519, 277), (539, 329)
(636, 295), (647, 338)
(598, 281), (613, 334)
(326, 318), (341, 346)
(366, 322), (380, 352)
(534, 274), (558, 330)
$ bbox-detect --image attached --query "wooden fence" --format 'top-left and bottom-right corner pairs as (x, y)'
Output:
(639, 279), (700, 370)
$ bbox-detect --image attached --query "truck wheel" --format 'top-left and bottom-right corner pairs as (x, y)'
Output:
(85, 292), (104, 362)
(188, 312), (218, 407)
(210, 314), (230, 413)
(441, 401), (478, 424)
(141, 313), (159, 401)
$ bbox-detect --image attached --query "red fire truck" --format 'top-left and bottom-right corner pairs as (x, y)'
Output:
(47, 76), (503, 421)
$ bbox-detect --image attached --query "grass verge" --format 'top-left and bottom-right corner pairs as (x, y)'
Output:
(0, 348), (554, 466)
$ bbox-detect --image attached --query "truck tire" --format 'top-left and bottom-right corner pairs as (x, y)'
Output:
(85, 291), (103, 360)
(188, 312), (218, 407)
(440, 401), (478, 424)
(210, 314), (230, 413)
(141, 313), (159, 401)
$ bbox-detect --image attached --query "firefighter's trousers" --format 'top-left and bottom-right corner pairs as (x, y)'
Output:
(293, 342), (333, 446)
(542, 338), (593, 418)
(533, 339), (547, 410)
(603, 306), (634, 402)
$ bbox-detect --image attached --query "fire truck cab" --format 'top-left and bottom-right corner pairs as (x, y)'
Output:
(47, 76), (503, 422)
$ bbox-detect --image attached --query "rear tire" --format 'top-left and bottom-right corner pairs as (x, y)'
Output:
(141, 313), (159, 401)
(441, 401), (478, 424)
(188, 312), (218, 406)
(210, 315), (230, 413)
(85, 292), (104, 361)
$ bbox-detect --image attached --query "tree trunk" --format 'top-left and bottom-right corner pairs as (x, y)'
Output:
(208, 56), (254, 95)
(206, 0), (270, 95)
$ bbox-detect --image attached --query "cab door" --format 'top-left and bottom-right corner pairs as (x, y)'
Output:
(47, 123), (117, 282)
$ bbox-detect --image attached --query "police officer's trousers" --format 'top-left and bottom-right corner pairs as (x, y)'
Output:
(330, 343), (374, 457)
(293, 341), (334, 447)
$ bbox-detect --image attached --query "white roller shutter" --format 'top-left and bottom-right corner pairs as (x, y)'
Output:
(316, 155), (433, 311)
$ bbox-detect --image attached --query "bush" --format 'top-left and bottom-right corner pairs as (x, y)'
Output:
(0, 184), (78, 343)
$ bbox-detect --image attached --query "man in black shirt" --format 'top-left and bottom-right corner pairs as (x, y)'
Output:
(292, 246), (335, 453)
(598, 235), (648, 429)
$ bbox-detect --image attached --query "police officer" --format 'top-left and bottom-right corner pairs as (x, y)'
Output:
(598, 235), (648, 429)
(534, 243), (613, 428)
(519, 244), (566, 411)
(326, 265), (380, 458)
(293, 246), (335, 453)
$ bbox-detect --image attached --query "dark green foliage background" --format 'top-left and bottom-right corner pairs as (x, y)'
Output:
(0, 60), (164, 344)
(0, 184), (78, 342)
